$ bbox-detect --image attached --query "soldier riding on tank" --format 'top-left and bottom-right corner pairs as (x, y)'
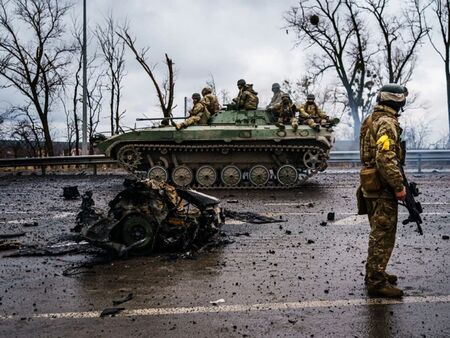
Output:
(272, 94), (299, 132)
(174, 93), (210, 130)
(201, 87), (221, 115)
(232, 79), (259, 111)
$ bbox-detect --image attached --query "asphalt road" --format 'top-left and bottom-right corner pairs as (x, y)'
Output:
(0, 172), (449, 338)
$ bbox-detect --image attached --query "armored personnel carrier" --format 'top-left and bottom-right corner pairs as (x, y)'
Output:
(97, 107), (336, 188)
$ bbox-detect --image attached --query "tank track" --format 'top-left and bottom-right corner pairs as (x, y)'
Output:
(116, 142), (329, 189)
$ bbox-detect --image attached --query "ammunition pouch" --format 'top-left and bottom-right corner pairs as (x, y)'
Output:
(360, 167), (382, 193)
(356, 185), (368, 215)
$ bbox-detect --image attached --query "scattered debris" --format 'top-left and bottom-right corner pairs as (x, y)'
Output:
(227, 200), (239, 204)
(224, 210), (286, 224)
(5, 242), (103, 258)
(327, 212), (335, 221)
(0, 240), (20, 251)
(113, 293), (134, 306)
(23, 221), (39, 227)
(233, 232), (250, 237)
(63, 186), (80, 200)
(288, 319), (297, 324)
(100, 307), (125, 317)
(307, 239), (315, 244)
(307, 202), (314, 208)
(442, 235), (449, 240)
(210, 298), (225, 306)
(285, 230), (292, 235)
(320, 221), (328, 227)
(0, 232), (26, 239)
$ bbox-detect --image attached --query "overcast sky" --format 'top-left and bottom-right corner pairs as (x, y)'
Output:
(1, 0), (448, 142)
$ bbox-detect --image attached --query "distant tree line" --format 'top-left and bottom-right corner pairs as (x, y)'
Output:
(0, 0), (175, 157)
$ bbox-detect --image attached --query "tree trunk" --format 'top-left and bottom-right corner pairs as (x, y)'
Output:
(446, 59), (450, 145)
(110, 81), (115, 135)
(41, 116), (54, 156)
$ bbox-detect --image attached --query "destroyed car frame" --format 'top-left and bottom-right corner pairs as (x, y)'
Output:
(75, 179), (224, 257)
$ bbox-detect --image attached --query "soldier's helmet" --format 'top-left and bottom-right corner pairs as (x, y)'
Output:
(376, 83), (407, 110)
(202, 87), (212, 96)
(272, 83), (281, 90)
(237, 79), (246, 87)
(192, 93), (201, 100)
(306, 94), (315, 101)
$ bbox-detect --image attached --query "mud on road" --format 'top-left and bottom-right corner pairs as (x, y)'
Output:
(0, 172), (449, 337)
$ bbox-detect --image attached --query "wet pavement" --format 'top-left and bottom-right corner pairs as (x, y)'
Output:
(0, 172), (449, 337)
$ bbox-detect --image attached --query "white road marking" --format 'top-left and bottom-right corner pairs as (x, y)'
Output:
(333, 215), (368, 226)
(1, 295), (448, 321)
(266, 202), (450, 206)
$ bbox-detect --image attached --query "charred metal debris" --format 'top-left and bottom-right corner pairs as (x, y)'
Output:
(74, 178), (225, 257)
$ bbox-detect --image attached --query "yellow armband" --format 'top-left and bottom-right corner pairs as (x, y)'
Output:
(376, 135), (390, 151)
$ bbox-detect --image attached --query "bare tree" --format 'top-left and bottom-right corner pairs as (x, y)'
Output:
(401, 115), (431, 149)
(219, 89), (231, 105)
(284, 0), (375, 139)
(10, 105), (45, 157)
(361, 0), (429, 85)
(0, 0), (74, 156)
(284, 0), (428, 140)
(427, 0), (449, 143)
(118, 28), (175, 124)
(205, 72), (217, 94)
(95, 14), (126, 135)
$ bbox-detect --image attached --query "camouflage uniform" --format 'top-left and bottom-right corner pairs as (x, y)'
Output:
(267, 90), (286, 110)
(298, 102), (328, 128)
(360, 104), (404, 289)
(201, 88), (221, 115)
(176, 101), (210, 130)
(233, 84), (259, 110)
(273, 96), (298, 131)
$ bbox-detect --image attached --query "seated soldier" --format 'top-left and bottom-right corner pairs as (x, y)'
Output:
(201, 87), (221, 115)
(232, 79), (259, 110)
(273, 94), (298, 132)
(297, 94), (330, 131)
(175, 93), (210, 130)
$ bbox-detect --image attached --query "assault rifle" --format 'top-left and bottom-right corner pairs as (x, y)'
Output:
(399, 141), (423, 235)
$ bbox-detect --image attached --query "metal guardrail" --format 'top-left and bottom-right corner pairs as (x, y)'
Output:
(0, 150), (448, 174)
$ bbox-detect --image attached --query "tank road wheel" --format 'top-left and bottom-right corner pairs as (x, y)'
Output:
(117, 146), (142, 171)
(277, 165), (298, 186)
(172, 165), (194, 187)
(147, 166), (168, 182)
(120, 214), (158, 253)
(303, 149), (322, 171)
(196, 165), (217, 187)
(221, 165), (242, 187)
(249, 165), (270, 186)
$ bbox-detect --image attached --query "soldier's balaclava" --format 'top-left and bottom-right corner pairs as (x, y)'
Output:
(272, 83), (281, 93)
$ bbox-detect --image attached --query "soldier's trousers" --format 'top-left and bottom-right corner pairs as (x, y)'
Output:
(278, 117), (298, 129)
(365, 197), (398, 287)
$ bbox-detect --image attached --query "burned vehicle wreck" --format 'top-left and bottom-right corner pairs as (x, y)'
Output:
(75, 179), (224, 256)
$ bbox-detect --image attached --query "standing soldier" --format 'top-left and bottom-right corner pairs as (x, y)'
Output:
(298, 94), (329, 131)
(266, 82), (285, 111)
(232, 79), (259, 110)
(358, 83), (408, 298)
(273, 94), (298, 131)
(174, 93), (210, 130)
(201, 87), (221, 115)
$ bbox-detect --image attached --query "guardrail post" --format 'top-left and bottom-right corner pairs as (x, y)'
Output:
(93, 164), (97, 176)
(417, 153), (422, 174)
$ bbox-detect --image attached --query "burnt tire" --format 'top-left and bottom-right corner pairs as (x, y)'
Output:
(119, 213), (158, 253)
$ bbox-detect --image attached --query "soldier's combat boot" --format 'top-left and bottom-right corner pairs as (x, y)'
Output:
(367, 283), (404, 298)
(364, 272), (398, 285)
(384, 272), (398, 285)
